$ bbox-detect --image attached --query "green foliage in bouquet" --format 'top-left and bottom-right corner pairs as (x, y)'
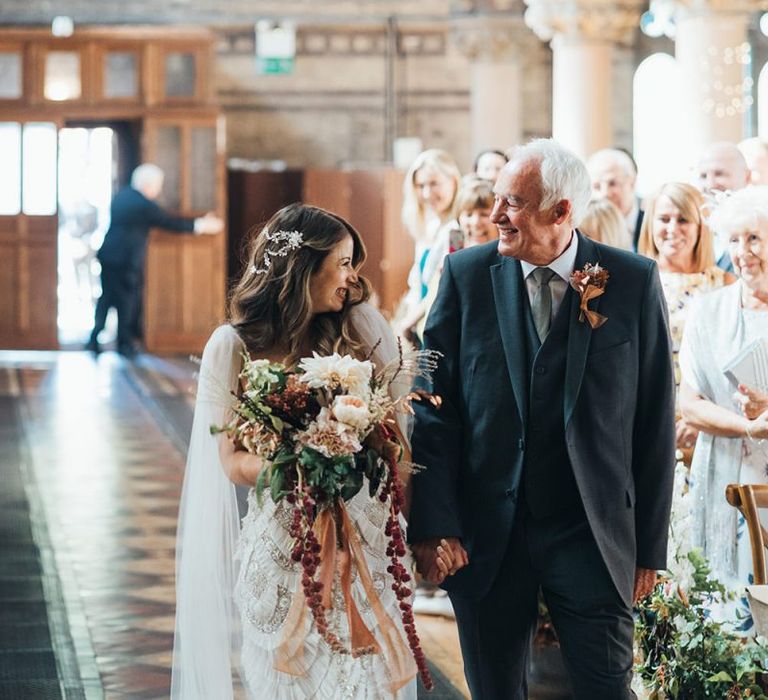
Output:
(635, 549), (768, 699)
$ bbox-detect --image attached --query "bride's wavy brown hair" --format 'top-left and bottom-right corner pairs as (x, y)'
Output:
(229, 203), (371, 365)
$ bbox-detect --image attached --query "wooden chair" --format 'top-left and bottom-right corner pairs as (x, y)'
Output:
(725, 484), (768, 585)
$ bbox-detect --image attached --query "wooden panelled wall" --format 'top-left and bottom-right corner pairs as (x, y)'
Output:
(0, 27), (225, 353)
(227, 168), (413, 319)
(0, 25), (412, 353)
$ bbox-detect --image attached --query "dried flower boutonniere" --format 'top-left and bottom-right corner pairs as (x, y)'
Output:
(569, 262), (609, 329)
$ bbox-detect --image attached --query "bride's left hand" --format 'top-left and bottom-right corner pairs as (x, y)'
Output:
(218, 435), (264, 486)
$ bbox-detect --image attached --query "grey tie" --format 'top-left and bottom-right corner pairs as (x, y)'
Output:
(531, 267), (557, 342)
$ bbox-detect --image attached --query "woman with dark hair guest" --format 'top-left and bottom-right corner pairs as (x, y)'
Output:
(472, 149), (508, 183)
(639, 182), (734, 460)
(171, 203), (448, 698)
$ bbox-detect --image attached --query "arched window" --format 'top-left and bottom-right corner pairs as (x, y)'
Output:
(633, 52), (686, 196)
(757, 62), (768, 140)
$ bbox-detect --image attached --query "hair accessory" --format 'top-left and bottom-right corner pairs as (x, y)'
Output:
(251, 229), (304, 275)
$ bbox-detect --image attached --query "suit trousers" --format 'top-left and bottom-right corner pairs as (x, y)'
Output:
(449, 504), (635, 700)
(90, 263), (141, 350)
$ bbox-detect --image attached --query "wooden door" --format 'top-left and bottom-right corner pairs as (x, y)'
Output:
(142, 115), (226, 353)
(0, 120), (59, 349)
(304, 168), (411, 317)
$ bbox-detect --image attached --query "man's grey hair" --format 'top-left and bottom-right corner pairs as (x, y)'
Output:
(131, 163), (164, 192)
(508, 139), (593, 227)
(586, 148), (638, 179)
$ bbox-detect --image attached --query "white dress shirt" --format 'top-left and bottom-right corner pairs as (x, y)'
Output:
(624, 200), (640, 241)
(520, 233), (579, 324)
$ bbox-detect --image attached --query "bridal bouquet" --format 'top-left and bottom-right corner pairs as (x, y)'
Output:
(213, 346), (440, 690)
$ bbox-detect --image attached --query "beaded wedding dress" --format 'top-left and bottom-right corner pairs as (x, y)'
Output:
(171, 304), (418, 699)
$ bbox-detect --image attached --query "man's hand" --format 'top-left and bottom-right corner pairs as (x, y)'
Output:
(675, 417), (699, 451)
(195, 212), (224, 235)
(633, 567), (657, 603)
(411, 537), (469, 584)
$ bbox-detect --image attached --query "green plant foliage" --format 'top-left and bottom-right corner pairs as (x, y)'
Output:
(635, 549), (768, 699)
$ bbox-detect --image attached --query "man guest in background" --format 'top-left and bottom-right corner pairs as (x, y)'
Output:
(409, 139), (676, 699)
(695, 142), (750, 272)
(587, 147), (643, 250)
(86, 163), (222, 357)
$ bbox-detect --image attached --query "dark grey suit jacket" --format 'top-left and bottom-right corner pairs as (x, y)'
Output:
(408, 232), (676, 605)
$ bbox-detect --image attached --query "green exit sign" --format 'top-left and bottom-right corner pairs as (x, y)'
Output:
(256, 56), (294, 75)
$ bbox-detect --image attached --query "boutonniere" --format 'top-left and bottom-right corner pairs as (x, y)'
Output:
(569, 262), (609, 329)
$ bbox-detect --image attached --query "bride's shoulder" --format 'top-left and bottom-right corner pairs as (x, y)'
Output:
(202, 324), (245, 361)
(348, 302), (387, 329)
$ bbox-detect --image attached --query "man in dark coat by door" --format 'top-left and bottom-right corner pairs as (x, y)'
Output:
(86, 163), (222, 357)
(408, 139), (676, 699)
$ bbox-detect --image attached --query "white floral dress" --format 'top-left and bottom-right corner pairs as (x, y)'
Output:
(680, 284), (768, 634)
(234, 486), (415, 699)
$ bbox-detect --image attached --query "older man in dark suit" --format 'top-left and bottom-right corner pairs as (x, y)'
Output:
(86, 163), (222, 357)
(408, 139), (676, 699)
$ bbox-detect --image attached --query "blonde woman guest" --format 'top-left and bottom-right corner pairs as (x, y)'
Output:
(679, 187), (768, 633)
(578, 198), (632, 250)
(399, 150), (461, 340)
(414, 178), (497, 342)
(639, 182), (735, 458)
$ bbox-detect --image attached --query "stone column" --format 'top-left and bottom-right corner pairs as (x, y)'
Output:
(452, 16), (532, 156)
(524, 0), (644, 159)
(672, 1), (759, 165)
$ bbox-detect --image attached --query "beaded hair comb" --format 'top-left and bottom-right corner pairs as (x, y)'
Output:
(251, 229), (304, 275)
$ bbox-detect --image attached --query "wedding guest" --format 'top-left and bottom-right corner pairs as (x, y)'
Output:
(398, 149), (461, 342)
(696, 142), (750, 195)
(639, 182), (734, 459)
(587, 147), (643, 250)
(578, 198), (632, 250)
(457, 177), (498, 249)
(695, 142), (751, 272)
(680, 186), (768, 634)
(86, 163), (222, 357)
(414, 177), (497, 342)
(473, 149), (508, 184)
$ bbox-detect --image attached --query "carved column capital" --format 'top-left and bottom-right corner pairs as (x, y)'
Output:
(451, 15), (533, 61)
(523, 0), (645, 45)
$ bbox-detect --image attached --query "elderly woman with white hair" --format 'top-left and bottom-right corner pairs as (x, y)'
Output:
(680, 185), (768, 632)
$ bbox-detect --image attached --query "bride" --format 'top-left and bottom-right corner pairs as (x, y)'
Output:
(171, 204), (450, 699)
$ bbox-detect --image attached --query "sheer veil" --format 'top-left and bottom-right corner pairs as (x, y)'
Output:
(171, 304), (410, 699)
(171, 325), (244, 699)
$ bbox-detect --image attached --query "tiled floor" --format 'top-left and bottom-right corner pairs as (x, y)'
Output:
(0, 351), (470, 700)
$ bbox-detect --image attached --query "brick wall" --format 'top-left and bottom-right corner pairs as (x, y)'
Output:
(3, 0), (647, 169)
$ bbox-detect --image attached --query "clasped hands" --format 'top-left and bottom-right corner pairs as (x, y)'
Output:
(733, 383), (768, 439)
(411, 537), (469, 584)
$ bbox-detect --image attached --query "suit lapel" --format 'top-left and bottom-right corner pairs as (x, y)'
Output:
(564, 232), (602, 427)
(491, 257), (528, 431)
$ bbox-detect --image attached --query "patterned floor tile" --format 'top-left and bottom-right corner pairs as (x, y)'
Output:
(7, 350), (468, 699)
